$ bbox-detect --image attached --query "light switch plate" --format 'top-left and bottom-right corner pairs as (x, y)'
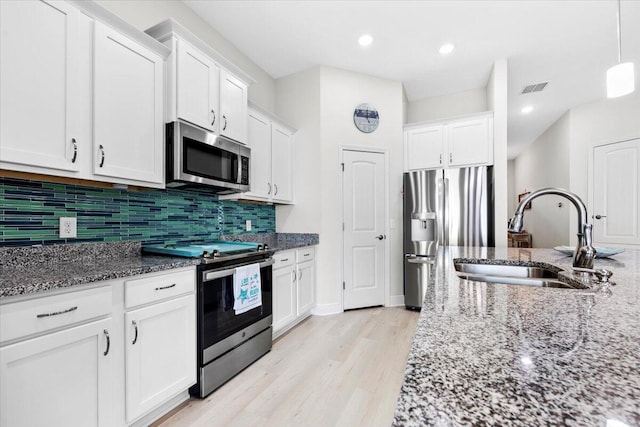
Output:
(59, 217), (77, 238)
(246, 220), (252, 231)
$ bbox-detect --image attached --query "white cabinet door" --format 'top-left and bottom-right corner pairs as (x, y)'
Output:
(273, 266), (296, 333)
(125, 294), (196, 423)
(447, 118), (491, 167)
(296, 260), (315, 316)
(0, 0), (82, 173)
(220, 69), (248, 144)
(0, 318), (113, 427)
(176, 40), (219, 132)
(405, 125), (445, 170)
(593, 139), (640, 246)
(271, 124), (294, 203)
(93, 21), (164, 185)
(246, 110), (272, 200)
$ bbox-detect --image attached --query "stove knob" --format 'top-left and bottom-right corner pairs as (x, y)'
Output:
(263, 244), (269, 250)
(257, 244), (264, 252)
(202, 251), (210, 258)
(212, 250), (220, 258)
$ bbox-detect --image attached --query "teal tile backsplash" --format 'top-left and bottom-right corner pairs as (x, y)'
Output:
(0, 177), (275, 247)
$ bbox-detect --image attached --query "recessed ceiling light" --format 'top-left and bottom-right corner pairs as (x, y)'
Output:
(358, 34), (373, 47)
(521, 105), (533, 114)
(439, 43), (455, 55)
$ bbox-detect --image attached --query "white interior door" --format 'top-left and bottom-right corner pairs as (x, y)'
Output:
(593, 138), (640, 246)
(343, 149), (386, 310)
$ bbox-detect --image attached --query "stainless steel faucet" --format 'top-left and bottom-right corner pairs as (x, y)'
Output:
(508, 188), (596, 269)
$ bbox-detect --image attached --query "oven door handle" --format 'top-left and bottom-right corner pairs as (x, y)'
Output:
(202, 258), (274, 282)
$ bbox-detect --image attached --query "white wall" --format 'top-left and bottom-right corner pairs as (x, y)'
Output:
(569, 90), (640, 246)
(318, 67), (405, 311)
(95, 0), (277, 111)
(407, 88), (487, 123)
(487, 60), (509, 247)
(274, 68), (322, 232)
(513, 112), (571, 247)
(507, 159), (516, 214)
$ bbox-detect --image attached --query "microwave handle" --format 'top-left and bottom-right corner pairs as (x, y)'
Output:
(237, 154), (242, 185)
(202, 258), (274, 282)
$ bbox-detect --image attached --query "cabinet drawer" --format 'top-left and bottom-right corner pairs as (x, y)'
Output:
(296, 246), (315, 263)
(125, 268), (195, 309)
(273, 251), (295, 269)
(0, 285), (112, 344)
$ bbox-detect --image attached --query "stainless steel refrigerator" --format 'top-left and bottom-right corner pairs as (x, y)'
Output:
(403, 166), (494, 309)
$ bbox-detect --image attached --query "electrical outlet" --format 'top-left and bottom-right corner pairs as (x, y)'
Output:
(246, 219), (252, 231)
(59, 217), (77, 238)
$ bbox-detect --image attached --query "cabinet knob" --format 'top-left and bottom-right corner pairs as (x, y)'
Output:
(103, 329), (110, 356)
(132, 320), (138, 345)
(71, 138), (78, 163)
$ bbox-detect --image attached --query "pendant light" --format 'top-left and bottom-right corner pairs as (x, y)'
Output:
(607, 0), (635, 98)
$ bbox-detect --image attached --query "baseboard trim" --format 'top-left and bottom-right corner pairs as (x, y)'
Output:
(388, 294), (405, 307)
(310, 302), (342, 316)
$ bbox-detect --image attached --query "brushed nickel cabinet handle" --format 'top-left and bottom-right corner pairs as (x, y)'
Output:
(291, 271), (296, 282)
(36, 305), (78, 318)
(439, 154), (442, 164)
(274, 184), (278, 196)
(211, 109), (216, 126)
(298, 270), (302, 280)
(155, 283), (176, 291)
(449, 153), (452, 163)
(71, 138), (78, 163)
(103, 329), (110, 356)
(267, 182), (272, 195)
(222, 115), (228, 131)
(132, 320), (138, 345)
(99, 145), (105, 168)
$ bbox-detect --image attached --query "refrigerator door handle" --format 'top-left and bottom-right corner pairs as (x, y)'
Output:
(443, 176), (450, 246)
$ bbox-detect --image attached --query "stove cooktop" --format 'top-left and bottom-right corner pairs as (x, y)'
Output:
(142, 241), (267, 259)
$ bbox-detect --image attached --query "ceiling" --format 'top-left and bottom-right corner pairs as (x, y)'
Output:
(184, 0), (640, 158)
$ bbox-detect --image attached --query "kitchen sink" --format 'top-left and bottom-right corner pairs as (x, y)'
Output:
(453, 259), (581, 289)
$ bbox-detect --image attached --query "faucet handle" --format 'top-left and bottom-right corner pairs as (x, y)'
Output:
(594, 269), (614, 284)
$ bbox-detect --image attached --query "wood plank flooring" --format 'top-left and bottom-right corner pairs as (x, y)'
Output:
(153, 307), (419, 427)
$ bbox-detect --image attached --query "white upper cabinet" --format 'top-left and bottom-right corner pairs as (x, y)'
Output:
(220, 70), (248, 143)
(176, 40), (220, 132)
(0, 1), (169, 188)
(405, 125), (446, 170)
(0, 0), (82, 173)
(245, 110), (272, 200)
(93, 21), (164, 185)
(146, 19), (253, 145)
(404, 112), (493, 171)
(222, 103), (295, 204)
(271, 123), (294, 203)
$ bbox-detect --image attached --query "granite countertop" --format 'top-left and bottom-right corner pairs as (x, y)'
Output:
(0, 233), (319, 300)
(394, 246), (639, 427)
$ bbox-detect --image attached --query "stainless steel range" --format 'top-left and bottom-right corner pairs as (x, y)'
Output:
(143, 241), (274, 397)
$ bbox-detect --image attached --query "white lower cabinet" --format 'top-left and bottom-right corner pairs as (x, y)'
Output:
(125, 294), (196, 423)
(272, 247), (315, 338)
(0, 266), (197, 427)
(0, 317), (113, 427)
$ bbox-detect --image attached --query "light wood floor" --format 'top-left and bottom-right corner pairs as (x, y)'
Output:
(153, 307), (419, 427)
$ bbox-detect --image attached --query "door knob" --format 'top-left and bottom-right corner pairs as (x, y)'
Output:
(375, 234), (385, 240)
(593, 214), (607, 220)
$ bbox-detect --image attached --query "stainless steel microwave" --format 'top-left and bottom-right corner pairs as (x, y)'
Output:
(166, 121), (250, 194)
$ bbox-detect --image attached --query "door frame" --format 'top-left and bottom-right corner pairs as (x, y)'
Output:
(340, 145), (390, 310)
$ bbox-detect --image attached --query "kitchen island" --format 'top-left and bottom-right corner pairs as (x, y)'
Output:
(394, 246), (639, 426)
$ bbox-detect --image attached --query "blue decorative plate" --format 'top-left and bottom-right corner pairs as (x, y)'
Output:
(553, 246), (625, 258)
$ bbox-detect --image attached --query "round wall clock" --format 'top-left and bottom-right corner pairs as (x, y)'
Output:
(353, 103), (380, 133)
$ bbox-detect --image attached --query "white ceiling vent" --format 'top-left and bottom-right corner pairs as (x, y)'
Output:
(521, 82), (549, 94)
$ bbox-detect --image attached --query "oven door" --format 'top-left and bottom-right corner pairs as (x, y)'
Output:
(198, 259), (273, 363)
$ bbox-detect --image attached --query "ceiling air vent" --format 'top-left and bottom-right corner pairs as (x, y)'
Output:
(521, 82), (549, 94)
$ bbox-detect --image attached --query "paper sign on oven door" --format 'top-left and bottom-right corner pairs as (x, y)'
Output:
(233, 263), (262, 314)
